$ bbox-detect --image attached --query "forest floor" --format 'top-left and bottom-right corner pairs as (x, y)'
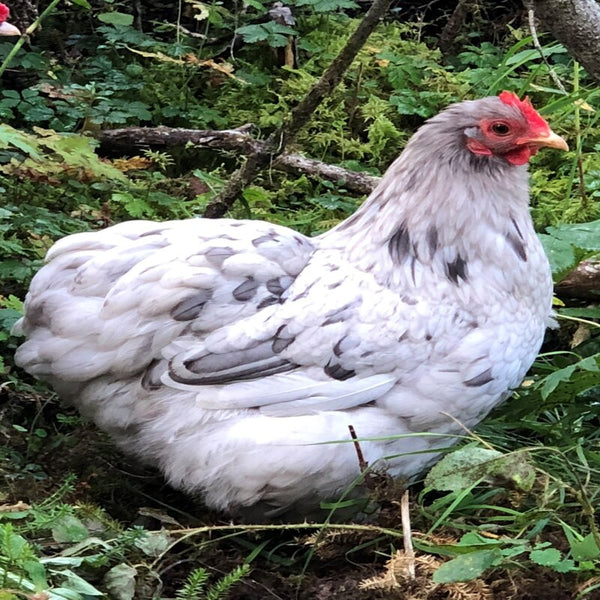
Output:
(2, 383), (587, 600)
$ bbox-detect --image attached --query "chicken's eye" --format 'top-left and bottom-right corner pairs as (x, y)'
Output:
(490, 122), (511, 136)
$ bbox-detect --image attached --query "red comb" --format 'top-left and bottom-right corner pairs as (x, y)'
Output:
(499, 91), (549, 131)
(0, 4), (9, 24)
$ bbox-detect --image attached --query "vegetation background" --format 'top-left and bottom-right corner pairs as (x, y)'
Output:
(1, 0), (600, 598)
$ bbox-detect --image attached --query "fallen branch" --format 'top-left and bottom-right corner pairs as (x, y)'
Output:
(555, 259), (600, 300)
(97, 125), (380, 195)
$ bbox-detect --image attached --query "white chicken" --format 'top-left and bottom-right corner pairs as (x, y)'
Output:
(14, 92), (567, 517)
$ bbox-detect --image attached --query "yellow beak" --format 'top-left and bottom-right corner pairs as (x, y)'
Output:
(520, 129), (569, 151)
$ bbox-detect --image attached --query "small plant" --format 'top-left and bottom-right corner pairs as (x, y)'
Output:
(176, 564), (250, 600)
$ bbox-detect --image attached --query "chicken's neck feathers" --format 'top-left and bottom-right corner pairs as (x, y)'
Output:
(322, 139), (533, 275)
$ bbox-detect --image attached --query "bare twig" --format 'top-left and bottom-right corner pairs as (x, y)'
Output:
(400, 490), (416, 579)
(203, 0), (392, 218)
(348, 424), (383, 495)
(348, 424), (369, 473)
(523, 0), (567, 93)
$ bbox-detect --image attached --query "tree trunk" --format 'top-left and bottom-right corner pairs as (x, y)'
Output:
(532, 0), (600, 82)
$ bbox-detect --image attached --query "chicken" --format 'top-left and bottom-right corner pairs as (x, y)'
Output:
(0, 3), (20, 36)
(14, 93), (568, 518)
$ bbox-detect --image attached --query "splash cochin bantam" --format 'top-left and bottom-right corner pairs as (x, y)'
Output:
(14, 93), (568, 518)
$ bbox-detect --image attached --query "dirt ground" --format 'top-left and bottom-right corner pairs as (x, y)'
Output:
(1, 389), (592, 600)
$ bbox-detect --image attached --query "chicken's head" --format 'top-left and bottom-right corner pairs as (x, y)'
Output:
(464, 91), (568, 166)
(0, 3), (20, 36)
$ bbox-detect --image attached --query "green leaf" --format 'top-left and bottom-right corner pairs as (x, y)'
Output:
(433, 549), (501, 583)
(243, 186), (272, 205)
(0, 124), (41, 158)
(539, 356), (599, 400)
(51, 515), (89, 544)
(505, 44), (566, 65)
(570, 533), (600, 561)
(546, 220), (600, 252)
(110, 192), (153, 218)
(135, 530), (172, 557)
(104, 563), (137, 600)
(456, 532), (505, 547)
(2, 294), (24, 312)
(578, 355), (600, 372)
(425, 446), (535, 492)
(22, 559), (48, 588)
(559, 307), (600, 319)
(98, 12), (134, 26)
(0, 259), (33, 282)
(530, 547), (562, 566)
(54, 570), (103, 596)
(390, 92), (435, 117)
(296, 0), (359, 11)
(236, 22), (296, 47)
(552, 559), (577, 573)
(236, 23), (272, 43)
(243, 0), (268, 11)
(540, 364), (576, 399)
(70, 0), (91, 8)
(537, 233), (576, 279)
(50, 588), (84, 600)
(0, 307), (23, 333)
(1, 524), (35, 562)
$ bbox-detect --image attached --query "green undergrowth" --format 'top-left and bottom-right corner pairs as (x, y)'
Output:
(1, 1), (600, 599)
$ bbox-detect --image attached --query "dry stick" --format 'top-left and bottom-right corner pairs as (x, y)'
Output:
(524, 0), (567, 94)
(202, 0), (393, 218)
(348, 424), (382, 492)
(400, 490), (416, 580)
(348, 424), (368, 472)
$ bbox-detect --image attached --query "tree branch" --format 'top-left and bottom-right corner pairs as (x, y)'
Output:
(202, 0), (392, 218)
(97, 125), (380, 195)
(523, 0), (567, 93)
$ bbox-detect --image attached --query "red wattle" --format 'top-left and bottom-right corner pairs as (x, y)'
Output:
(505, 146), (533, 166)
